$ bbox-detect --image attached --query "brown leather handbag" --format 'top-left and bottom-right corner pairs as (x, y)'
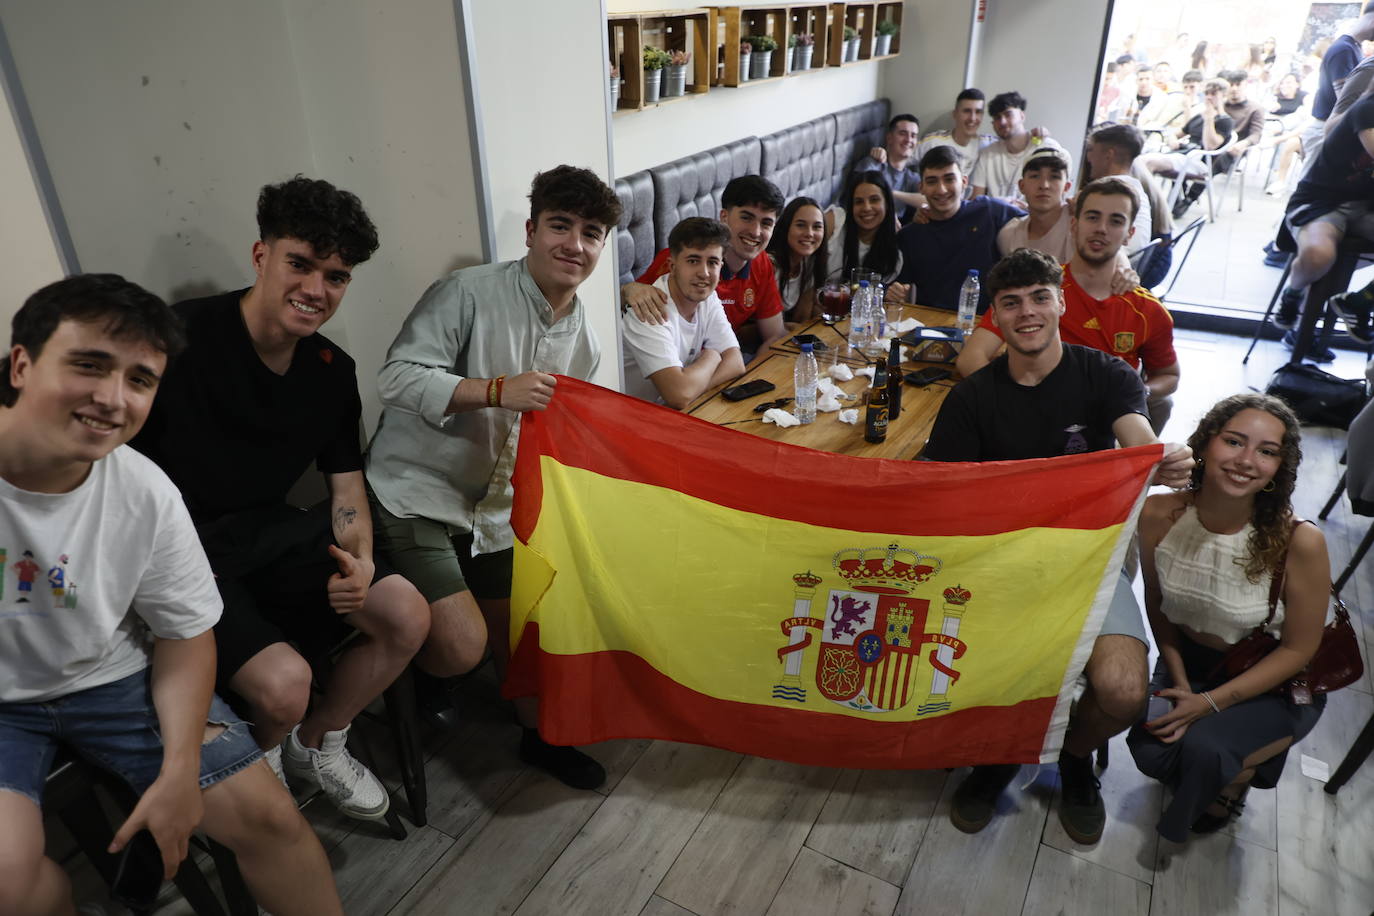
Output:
(1213, 522), (1364, 705)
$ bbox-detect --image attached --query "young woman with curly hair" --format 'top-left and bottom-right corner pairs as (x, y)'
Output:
(1127, 393), (1330, 841)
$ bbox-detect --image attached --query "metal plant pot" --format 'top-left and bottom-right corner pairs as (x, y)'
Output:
(609, 75), (620, 110)
(750, 49), (773, 79)
(664, 63), (688, 97)
(875, 34), (892, 56)
(846, 37), (860, 61)
(739, 52), (751, 81)
(643, 68), (661, 103)
(795, 45), (814, 70)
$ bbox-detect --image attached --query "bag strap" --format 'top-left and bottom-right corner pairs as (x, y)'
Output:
(1259, 517), (1308, 631)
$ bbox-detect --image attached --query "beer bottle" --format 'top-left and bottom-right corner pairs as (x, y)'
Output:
(865, 359), (889, 444)
(887, 338), (903, 421)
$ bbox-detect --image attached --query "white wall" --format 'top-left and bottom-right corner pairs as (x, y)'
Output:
(970, 0), (1111, 162)
(470, 0), (621, 391)
(879, 0), (975, 137)
(0, 79), (63, 332)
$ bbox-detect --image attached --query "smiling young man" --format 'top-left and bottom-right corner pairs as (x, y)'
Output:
(621, 217), (743, 409)
(994, 148), (1076, 261)
(365, 165), (622, 790)
(854, 113), (925, 219)
(132, 176), (434, 822)
(623, 175), (787, 365)
(961, 178), (1180, 431)
(969, 91), (1068, 203)
(917, 89), (997, 180)
(922, 247), (1193, 845)
(0, 275), (341, 916)
(893, 145), (1024, 311)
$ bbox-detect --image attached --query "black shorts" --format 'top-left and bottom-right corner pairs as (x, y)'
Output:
(195, 503), (396, 688)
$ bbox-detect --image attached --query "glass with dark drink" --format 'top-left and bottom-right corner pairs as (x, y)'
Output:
(819, 281), (850, 326)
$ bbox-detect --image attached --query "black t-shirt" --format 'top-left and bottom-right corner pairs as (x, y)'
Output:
(132, 290), (363, 522)
(922, 344), (1148, 462)
(1315, 34), (1361, 121)
(1181, 113), (1234, 151)
(1288, 93), (1374, 220)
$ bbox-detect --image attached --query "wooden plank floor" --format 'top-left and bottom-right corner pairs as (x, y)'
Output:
(69, 329), (1374, 915)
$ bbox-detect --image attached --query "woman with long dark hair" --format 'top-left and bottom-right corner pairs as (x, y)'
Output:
(1190, 40), (1209, 74)
(824, 172), (904, 287)
(766, 196), (829, 325)
(1128, 393), (1329, 842)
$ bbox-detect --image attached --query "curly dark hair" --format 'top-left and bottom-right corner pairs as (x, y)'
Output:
(528, 164), (622, 229)
(1186, 393), (1303, 582)
(985, 247), (1062, 300)
(1, 274), (183, 407)
(257, 176), (379, 267)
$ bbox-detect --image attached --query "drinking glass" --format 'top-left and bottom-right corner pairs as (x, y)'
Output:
(819, 281), (850, 326)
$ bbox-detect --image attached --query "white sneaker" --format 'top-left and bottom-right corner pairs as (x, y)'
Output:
(263, 743), (290, 791)
(282, 724), (389, 820)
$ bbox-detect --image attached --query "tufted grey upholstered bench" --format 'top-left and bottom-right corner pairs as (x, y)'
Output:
(614, 169), (656, 286)
(759, 114), (838, 207)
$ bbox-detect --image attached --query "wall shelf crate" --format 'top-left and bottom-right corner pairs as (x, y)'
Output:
(715, 6), (788, 87)
(641, 9), (713, 101)
(608, 15), (645, 113)
(786, 5), (830, 73)
(872, 1), (902, 58)
(828, 2), (876, 66)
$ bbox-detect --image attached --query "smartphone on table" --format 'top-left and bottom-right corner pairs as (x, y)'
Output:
(904, 367), (952, 387)
(721, 379), (777, 401)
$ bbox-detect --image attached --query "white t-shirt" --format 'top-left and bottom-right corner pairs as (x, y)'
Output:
(621, 274), (739, 404)
(970, 138), (1069, 201)
(0, 446), (221, 703)
(917, 130), (997, 176)
(824, 209), (904, 284)
(1112, 174), (1154, 252)
(997, 207), (1074, 262)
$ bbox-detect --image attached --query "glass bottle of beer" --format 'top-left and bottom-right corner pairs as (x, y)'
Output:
(887, 338), (903, 421)
(865, 359), (889, 444)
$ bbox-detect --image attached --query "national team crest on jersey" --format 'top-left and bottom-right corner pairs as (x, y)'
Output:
(1113, 331), (1135, 354)
(773, 545), (971, 715)
(743, 288), (755, 307)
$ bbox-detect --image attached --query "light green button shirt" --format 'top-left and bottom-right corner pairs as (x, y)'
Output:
(365, 258), (600, 555)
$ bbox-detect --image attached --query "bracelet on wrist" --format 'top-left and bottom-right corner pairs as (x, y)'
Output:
(495, 375), (506, 408)
(486, 377), (499, 408)
(1200, 690), (1221, 714)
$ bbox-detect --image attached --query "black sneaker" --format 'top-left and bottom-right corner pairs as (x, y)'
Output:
(1329, 291), (1374, 345)
(1058, 751), (1105, 845)
(949, 764), (1019, 834)
(1281, 329), (1336, 363)
(519, 728), (606, 790)
(1273, 288), (1302, 330)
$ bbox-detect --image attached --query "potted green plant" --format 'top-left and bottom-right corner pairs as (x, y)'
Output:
(642, 45), (670, 103)
(843, 25), (859, 62)
(609, 63), (621, 110)
(793, 33), (815, 71)
(664, 49), (691, 97)
(747, 33), (778, 80)
(738, 40), (752, 82)
(875, 19), (898, 56)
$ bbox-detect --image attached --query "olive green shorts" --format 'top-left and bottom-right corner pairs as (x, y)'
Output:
(367, 488), (513, 603)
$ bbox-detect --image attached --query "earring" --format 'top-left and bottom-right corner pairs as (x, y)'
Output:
(1262, 480), (1276, 492)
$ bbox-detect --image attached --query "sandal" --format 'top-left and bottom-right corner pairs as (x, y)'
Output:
(1190, 787), (1249, 834)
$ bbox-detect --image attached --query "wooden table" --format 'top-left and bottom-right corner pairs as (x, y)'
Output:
(687, 306), (962, 460)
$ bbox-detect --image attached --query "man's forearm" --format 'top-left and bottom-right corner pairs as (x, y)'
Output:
(150, 631), (218, 777)
(329, 472), (374, 562)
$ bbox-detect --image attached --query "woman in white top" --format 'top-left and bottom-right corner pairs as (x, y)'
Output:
(766, 196), (829, 327)
(1128, 393), (1329, 841)
(824, 172), (904, 289)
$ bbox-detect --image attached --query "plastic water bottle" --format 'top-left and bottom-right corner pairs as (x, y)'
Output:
(872, 282), (887, 339)
(957, 270), (979, 333)
(794, 342), (818, 424)
(849, 280), (873, 351)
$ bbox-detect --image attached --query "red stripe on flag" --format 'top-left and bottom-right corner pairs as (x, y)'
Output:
(512, 377), (1160, 543)
(506, 624), (1055, 768)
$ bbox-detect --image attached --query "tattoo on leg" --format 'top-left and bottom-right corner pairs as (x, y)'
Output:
(334, 506), (358, 538)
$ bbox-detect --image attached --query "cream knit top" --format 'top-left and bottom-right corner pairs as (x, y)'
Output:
(1154, 505), (1284, 644)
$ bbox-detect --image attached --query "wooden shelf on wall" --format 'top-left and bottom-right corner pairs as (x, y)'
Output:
(610, 9), (712, 115)
(608, 15), (644, 113)
(872, 0), (902, 59)
(715, 6), (787, 87)
(828, 2), (875, 66)
(785, 4), (830, 73)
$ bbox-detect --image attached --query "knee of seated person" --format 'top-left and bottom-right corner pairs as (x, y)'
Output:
(217, 776), (310, 851)
(0, 859), (49, 915)
(419, 627), (487, 678)
(360, 578), (431, 653)
(1093, 671), (1148, 723)
(238, 655), (312, 731)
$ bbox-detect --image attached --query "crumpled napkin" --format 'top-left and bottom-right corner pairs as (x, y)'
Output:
(827, 363), (854, 382)
(838, 408), (860, 424)
(817, 391), (843, 412)
(883, 317), (923, 338)
(855, 365), (876, 380)
(762, 408), (801, 427)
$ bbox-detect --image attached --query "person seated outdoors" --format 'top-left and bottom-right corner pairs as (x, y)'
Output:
(622, 217), (743, 409)
(766, 197), (829, 327)
(1128, 394), (1329, 842)
(1142, 78), (1234, 219)
(1271, 84), (1374, 345)
(1083, 123), (1157, 248)
(0, 275), (342, 916)
(623, 175), (787, 366)
(854, 113), (924, 220)
(825, 172), (905, 292)
(1096, 62), (1123, 123)
(917, 88), (997, 179)
(1263, 72), (1313, 196)
(1219, 69), (1267, 164)
(1129, 66), (1186, 134)
(922, 247), (1193, 845)
(969, 91), (1067, 204)
(366, 165), (622, 791)
(1153, 61), (1179, 92)
(132, 177), (438, 821)
(963, 178), (1181, 432)
(894, 145), (1023, 311)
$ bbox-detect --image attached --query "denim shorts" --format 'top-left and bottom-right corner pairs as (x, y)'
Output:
(0, 668), (261, 806)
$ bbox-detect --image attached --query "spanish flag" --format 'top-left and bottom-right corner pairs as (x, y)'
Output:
(506, 377), (1160, 769)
